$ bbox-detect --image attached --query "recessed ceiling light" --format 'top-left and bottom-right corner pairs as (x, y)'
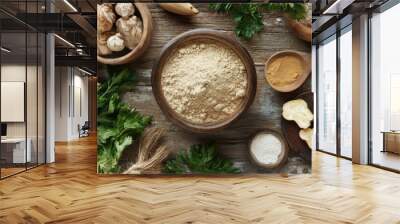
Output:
(54, 34), (75, 48)
(78, 67), (94, 76)
(1, 47), (11, 53)
(323, 0), (355, 15)
(63, 0), (78, 12)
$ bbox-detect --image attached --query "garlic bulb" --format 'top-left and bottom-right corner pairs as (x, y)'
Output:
(97, 3), (116, 33)
(115, 3), (135, 19)
(116, 16), (143, 50)
(97, 32), (114, 56)
(107, 33), (125, 52)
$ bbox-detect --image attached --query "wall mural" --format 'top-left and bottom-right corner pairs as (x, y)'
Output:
(97, 3), (313, 175)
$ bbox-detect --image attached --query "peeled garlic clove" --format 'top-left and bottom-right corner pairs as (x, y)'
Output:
(97, 32), (114, 56)
(97, 3), (116, 33)
(115, 3), (135, 18)
(107, 33), (125, 52)
(299, 128), (313, 149)
(116, 16), (143, 50)
(282, 99), (313, 129)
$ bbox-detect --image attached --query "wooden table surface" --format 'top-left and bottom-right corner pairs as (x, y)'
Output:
(112, 3), (312, 174)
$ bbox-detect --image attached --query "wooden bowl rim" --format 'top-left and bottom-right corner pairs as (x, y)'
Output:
(285, 16), (312, 43)
(264, 50), (311, 93)
(97, 3), (153, 65)
(151, 28), (257, 133)
(248, 129), (289, 169)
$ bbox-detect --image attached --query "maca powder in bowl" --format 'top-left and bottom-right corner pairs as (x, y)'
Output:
(266, 54), (304, 87)
(160, 40), (248, 125)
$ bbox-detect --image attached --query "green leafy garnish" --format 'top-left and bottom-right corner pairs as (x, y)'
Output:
(209, 3), (308, 40)
(210, 3), (264, 40)
(97, 67), (151, 173)
(262, 3), (308, 21)
(164, 143), (240, 174)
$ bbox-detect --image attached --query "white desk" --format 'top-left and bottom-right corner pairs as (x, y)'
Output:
(1, 138), (31, 163)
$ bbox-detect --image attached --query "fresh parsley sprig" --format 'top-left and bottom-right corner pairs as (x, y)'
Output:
(97, 67), (152, 173)
(164, 143), (240, 174)
(209, 3), (308, 40)
(262, 3), (308, 21)
(210, 3), (264, 40)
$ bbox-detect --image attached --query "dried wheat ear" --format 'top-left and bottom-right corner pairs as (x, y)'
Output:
(123, 127), (170, 174)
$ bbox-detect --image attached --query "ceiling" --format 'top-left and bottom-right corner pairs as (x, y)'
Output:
(0, 0), (96, 73)
(0, 0), (96, 14)
(312, 0), (390, 43)
(7, 0), (385, 71)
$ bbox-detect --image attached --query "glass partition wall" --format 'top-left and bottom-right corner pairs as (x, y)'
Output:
(317, 35), (337, 155)
(316, 25), (353, 159)
(370, 3), (400, 172)
(339, 26), (352, 159)
(0, 1), (46, 179)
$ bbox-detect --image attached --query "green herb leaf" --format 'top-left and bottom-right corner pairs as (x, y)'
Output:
(97, 67), (152, 174)
(262, 3), (307, 21)
(164, 143), (240, 174)
(209, 3), (308, 40)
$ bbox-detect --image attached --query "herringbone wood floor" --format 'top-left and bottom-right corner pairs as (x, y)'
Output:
(0, 136), (399, 224)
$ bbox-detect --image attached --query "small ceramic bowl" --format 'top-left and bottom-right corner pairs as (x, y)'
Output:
(265, 50), (311, 93)
(248, 129), (289, 169)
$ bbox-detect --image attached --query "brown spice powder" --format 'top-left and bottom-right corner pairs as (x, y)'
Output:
(266, 55), (304, 87)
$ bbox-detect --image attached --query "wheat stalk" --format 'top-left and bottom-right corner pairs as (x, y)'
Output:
(123, 127), (170, 174)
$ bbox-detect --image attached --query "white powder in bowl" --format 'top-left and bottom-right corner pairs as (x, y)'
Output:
(250, 133), (283, 165)
(160, 40), (247, 124)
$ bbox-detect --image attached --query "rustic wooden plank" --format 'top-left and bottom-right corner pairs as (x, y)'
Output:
(130, 4), (310, 68)
(116, 3), (312, 174)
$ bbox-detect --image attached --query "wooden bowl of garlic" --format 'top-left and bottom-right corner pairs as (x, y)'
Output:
(97, 3), (153, 65)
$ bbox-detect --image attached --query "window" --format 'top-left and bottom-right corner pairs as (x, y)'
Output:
(370, 3), (400, 171)
(339, 27), (352, 158)
(316, 25), (353, 159)
(317, 35), (337, 154)
(389, 74), (400, 130)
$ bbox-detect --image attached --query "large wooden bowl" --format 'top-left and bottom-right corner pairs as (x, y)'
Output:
(265, 50), (311, 93)
(152, 29), (257, 133)
(97, 3), (153, 65)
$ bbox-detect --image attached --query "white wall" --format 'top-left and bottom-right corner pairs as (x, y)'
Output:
(1, 64), (46, 164)
(55, 66), (69, 141)
(1, 65), (27, 140)
(72, 73), (89, 138)
(1, 66), (26, 139)
(1, 65), (40, 137)
(54, 67), (89, 141)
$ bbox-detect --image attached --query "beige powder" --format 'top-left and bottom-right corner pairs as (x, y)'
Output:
(266, 55), (303, 87)
(161, 41), (247, 124)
